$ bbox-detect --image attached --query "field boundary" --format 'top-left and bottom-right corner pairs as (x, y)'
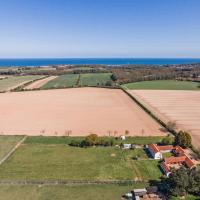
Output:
(11, 76), (48, 92)
(0, 136), (27, 166)
(120, 87), (177, 136)
(0, 179), (147, 186)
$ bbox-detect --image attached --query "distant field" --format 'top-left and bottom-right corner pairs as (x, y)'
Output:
(41, 73), (112, 89)
(0, 184), (147, 200)
(0, 136), (23, 160)
(0, 75), (43, 91)
(129, 90), (200, 148)
(0, 144), (161, 181)
(41, 74), (79, 89)
(123, 80), (200, 90)
(80, 73), (112, 86)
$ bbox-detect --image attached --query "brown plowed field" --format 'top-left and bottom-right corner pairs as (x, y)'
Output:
(0, 88), (164, 137)
(128, 90), (200, 148)
(24, 76), (58, 89)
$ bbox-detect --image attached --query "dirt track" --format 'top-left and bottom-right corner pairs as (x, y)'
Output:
(128, 90), (200, 148)
(0, 88), (164, 137)
(24, 76), (58, 89)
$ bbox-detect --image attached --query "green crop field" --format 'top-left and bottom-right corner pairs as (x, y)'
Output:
(123, 80), (200, 90)
(0, 136), (23, 160)
(80, 73), (112, 86)
(41, 74), (79, 89)
(41, 73), (112, 89)
(0, 144), (161, 181)
(0, 183), (148, 200)
(0, 75), (43, 91)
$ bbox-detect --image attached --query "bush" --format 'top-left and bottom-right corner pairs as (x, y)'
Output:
(69, 140), (81, 147)
(161, 136), (174, 145)
(175, 131), (192, 148)
(105, 80), (112, 86)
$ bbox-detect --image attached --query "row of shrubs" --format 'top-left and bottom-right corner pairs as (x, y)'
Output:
(69, 134), (116, 147)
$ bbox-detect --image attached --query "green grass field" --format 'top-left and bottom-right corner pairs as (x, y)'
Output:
(0, 183), (147, 200)
(0, 136), (23, 160)
(123, 80), (200, 90)
(41, 74), (79, 89)
(0, 75), (43, 91)
(80, 73), (112, 86)
(41, 73), (112, 89)
(0, 144), (161, 181)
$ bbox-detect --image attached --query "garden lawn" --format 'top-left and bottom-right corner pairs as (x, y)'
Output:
(41, 74), (79, 89)
(0, 183), (148, 200)
(0, 136), (24, 160)
(123, 80), (200, 90)
(80, 73), (112, 86)
(0, 144), (161, 181)
(0, 75), (43, 91)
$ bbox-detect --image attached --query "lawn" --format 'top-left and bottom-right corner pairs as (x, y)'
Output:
(41, 74), (79, 89)
(0, 183), (147, 200)
(0, 75), (43, 91)
(123, 80), (200, 90)
(0, 136), (24, 160)
(80, 73), (112, 86)
(0, 144), (161, 181)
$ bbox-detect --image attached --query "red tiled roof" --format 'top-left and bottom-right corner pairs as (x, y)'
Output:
(174, 146), (185, 155)
(164, 156), (186, 164)
(148, 144), (160, 153)
(161, 162), (170, 173)
(158, 145), (174, 151)
(185, 156), (195, 169)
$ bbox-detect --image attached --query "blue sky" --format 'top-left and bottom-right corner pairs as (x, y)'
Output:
(0, 0), (200, 58)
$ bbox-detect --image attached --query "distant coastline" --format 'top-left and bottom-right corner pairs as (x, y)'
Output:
(0, 58), (200, 67)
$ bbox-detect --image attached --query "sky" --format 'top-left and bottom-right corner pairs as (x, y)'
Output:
(0, 0), (200, 58)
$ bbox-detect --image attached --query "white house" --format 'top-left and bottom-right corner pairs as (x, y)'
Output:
(148, 144), (162, 159)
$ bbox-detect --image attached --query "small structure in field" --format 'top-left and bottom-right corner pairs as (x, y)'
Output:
(122, 143), (132, 149)
(123, 186), (164, 200)
(120, 135), (126, 140)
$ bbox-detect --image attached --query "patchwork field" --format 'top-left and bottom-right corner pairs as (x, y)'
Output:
(24, 76), (58, 89)
(0, 88), (164, 136)
(123, 80), (200, 90)
(128, 90), (200, 148)
(41, 74), (79, 89)
(0, 75), (43, 91)
(41, 73), (112, 89)
(80, 73), (112, 86)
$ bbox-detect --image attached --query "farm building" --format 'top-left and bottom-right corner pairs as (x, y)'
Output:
(148, 144), (185, 159)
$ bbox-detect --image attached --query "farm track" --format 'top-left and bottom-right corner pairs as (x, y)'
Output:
(0, 179), (147, 186)
(24, 76), (58, 89)
(0, 136), (27, 166)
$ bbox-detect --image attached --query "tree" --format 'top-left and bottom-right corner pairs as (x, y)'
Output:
(175, 131), (192, 148)
(111, 74), (117, 81)
(161, 136), (174, 145)
(163, 167), (200, 197)
(84, 134), (99, 146)
(167, 121), (177, 131)
(125, 130), (129, 137)
(168, 167), (190, 196)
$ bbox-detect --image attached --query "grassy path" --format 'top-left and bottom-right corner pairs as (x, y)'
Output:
(0, 136), (27, 166)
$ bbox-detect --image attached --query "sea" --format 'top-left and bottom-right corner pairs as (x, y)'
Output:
(0, 58), (200, 67)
